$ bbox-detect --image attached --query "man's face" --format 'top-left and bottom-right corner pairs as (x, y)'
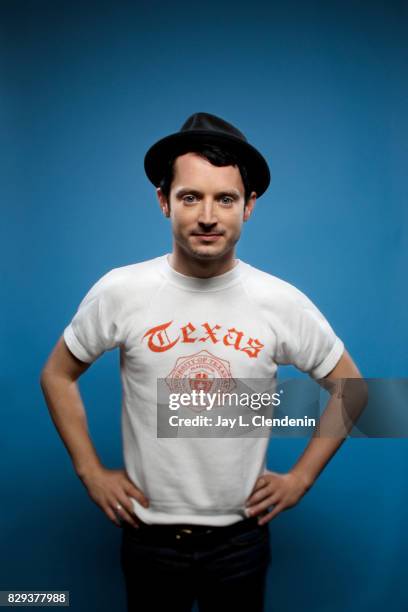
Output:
(157, 152), (256, 261)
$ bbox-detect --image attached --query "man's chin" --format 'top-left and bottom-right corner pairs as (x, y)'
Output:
(189, 247), (223, 260)
(185, 243), (228, 260)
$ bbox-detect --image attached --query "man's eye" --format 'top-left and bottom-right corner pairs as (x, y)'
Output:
(220, 197), (233, 206)
(183, 195), (197, 204)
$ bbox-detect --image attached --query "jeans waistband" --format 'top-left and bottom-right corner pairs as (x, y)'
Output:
(138, 516), (258, 533)
(122, 516), (262, 544)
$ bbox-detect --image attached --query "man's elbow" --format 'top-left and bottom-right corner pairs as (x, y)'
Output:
(39, 363), (57, 395)
(322, 348), (368, 413)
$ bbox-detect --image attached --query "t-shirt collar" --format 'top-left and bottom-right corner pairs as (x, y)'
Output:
(158, 253), (247, 292)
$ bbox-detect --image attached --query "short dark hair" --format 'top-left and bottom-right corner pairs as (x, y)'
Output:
(158, 144), (254, 203)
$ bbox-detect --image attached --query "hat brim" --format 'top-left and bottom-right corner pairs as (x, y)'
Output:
(144, 130), (270, 198)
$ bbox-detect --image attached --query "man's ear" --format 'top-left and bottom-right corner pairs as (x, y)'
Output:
(243, 192), (257, 222)
(157, 187), (170, 217)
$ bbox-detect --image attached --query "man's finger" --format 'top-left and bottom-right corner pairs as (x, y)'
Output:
(253, 477), (269, 491)
(113, 501), (139, 528)
(246, 482), (277, 506)
(247, 479), (268, 501)
(124, 482), (149, 507)
(246, 496), (276, 517)
(257, 504), (283, 525)
(106, 506), (122, 527)
(120, 510), (139, 528)
(246, 490), (268, 507)
(118, 495), (139, 519)
(122, 470), (148, 500)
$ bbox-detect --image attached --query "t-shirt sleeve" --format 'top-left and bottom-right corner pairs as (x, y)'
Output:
(63, 270), (124, 364)
(274, 286), (344, 379)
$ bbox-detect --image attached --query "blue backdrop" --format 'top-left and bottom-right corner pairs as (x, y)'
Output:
(1, 0), (407, 610)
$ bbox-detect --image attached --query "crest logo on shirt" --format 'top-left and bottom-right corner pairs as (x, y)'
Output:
(142, 320), (264, 359)
(165, 350), (236, 410)
(190, 372), (213, 394)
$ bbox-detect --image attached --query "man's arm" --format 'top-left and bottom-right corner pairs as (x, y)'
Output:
(40, 336), (149, 528)
(245, 349), (367, 525)
(288, 348), (365, 488)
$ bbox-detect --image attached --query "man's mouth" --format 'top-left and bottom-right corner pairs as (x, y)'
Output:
(191, 233), (223, 242)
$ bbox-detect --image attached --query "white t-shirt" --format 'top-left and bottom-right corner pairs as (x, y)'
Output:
(63, 254), (344, 526)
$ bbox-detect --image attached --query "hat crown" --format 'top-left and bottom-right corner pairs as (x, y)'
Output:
(180, 112), (247, 142)
(144, 111), (270, 197)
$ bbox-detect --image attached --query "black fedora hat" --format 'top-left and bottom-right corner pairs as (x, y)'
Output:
(144, 112), (270, 198)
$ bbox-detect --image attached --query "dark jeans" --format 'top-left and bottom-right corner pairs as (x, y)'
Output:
(120, 516), (271, 612)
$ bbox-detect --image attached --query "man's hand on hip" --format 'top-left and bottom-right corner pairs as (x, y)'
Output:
(245, 470), (310, 525)
(81, 467), (149, 528)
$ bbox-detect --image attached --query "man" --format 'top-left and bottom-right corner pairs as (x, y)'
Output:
(40, 112), (363, 612)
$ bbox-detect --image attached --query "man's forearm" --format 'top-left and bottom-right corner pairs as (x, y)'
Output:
(40, 372), (103, 481)
(290, 435), (346, 490)
(289, 379), (367, 488)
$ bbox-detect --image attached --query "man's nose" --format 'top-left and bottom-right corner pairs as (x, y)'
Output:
(197, 201), (218, 226)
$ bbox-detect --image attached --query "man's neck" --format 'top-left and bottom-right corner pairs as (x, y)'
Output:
(169, 246), (237, 279)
